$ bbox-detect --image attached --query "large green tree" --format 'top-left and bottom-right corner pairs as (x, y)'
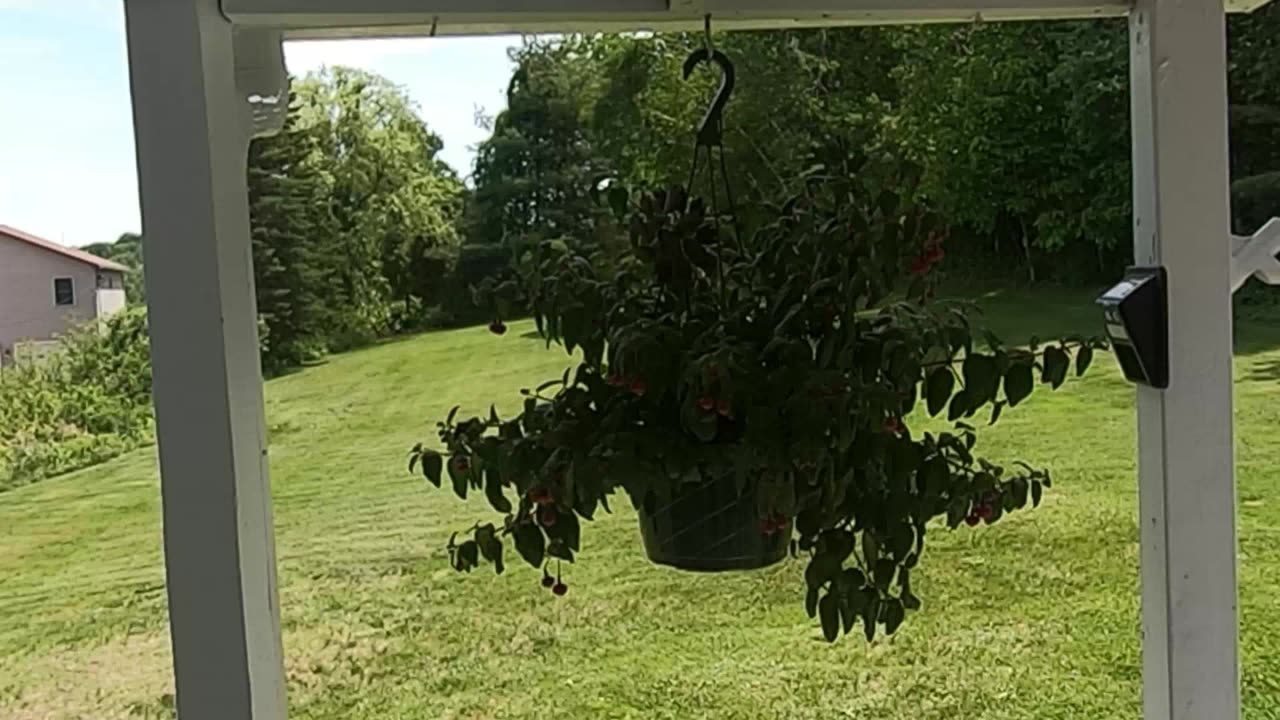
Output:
(248, 89), (343, 371)
(293, 67), (465, 344)
(468, 40), (611, 252)
(893, 21), (1132, 283)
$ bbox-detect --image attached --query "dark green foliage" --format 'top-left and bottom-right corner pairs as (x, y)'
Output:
(249, 90), (343, 373)
(468, 42), (613, 252)
(0, 310), (153, 490)
(248, 70), (465, 370)
(458, 13), (1280, 291)
(412, 144), (1104, 641)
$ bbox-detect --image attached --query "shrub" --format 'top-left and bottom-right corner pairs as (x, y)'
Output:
(0, 309), (153, 490)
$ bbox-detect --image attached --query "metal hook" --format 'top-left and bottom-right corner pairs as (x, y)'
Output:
(682, 47), (736, 148)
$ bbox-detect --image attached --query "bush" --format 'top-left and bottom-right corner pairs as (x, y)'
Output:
(0, 310), (153, 490)
(1232, 171), (1280, 236)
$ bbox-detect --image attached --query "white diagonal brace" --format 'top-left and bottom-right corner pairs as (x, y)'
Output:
(1230, 217), (1280, 291)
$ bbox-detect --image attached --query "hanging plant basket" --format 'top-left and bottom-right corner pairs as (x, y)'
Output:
(638, 476), (790, 572)
(407, 43), (1103, 641)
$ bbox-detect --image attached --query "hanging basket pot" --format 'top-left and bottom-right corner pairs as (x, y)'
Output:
(638, 475), (790, 572)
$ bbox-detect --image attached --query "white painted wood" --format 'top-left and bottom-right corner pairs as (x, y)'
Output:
(124, 1), (287, 718)
(1230, 218), (1280, 291)
(222, 0), (1271, 36)
(235, 28), (290, 139)
(1128, 2), (1240, 719)
(224, 0), (1128, 37)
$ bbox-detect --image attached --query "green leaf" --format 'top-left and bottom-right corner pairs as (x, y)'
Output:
(840, 591), (859, 634)
(874, 558), (896, 592)
(989, 401), (1005, 426)
(805, 551), (842, 589)
(819, 592), (840, 642)
(1011, 477), (1030, 508)
(513, 522), (546, 567)
(547, 540), (574, 562)
(1076, 346), (1094, 377)
(456, 540), (479, 572)
(882, 598), (906, 635)
(420, 450), (443, 488)
(805, 586), (820, 619)
(449, 458), (468, 499)
(549, 510), (582, 552)
(963, 354), (998, 404)
(1043, 347), (1070, 389)
(926, 367), (955, 417)
(901, 569), (922, 610)
(484, 469), (512, 514)
(861, 530), (880, 568)
(948, 390), (970, 422)
(1004, 362), (1034, 407)
(841, 567), (867, 591)
(608, 186), (630, 218)
(475, 524), (505, 575)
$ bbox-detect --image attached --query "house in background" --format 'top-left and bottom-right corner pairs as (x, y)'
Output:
(0, 224), (129, 363)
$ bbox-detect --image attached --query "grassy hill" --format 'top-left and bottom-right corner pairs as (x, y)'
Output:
(3, 289), (1280, 719)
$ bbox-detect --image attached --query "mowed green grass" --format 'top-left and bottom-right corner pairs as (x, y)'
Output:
(4, 289), (1280, 719)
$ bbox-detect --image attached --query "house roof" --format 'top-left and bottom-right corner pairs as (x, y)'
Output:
(0, 224), (131, 273)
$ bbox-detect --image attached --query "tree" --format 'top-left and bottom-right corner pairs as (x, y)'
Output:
(893, 21), (1132, 282)
(293, 67), (465, 344)
(468, 40), (612, 252)
(248, 89), (342, 371)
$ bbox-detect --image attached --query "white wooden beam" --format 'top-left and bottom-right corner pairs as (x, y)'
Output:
(221, 0), (1273, 37)
(224, 0), (1129, 38)
(1128, 1), (1240, 719)
(124, 1), (287, 718)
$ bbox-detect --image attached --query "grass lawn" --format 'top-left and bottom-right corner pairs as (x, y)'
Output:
(4, 288), (1280, 719)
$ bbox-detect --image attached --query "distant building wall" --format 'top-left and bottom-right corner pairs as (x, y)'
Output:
(0, 234), (100, 356)
(95, 270), (128, 319)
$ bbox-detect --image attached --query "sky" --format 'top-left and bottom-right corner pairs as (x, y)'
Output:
(0, 1), (519, 248)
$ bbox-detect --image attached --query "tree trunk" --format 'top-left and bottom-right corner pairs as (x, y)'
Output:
(1019, 219), (1037, 284)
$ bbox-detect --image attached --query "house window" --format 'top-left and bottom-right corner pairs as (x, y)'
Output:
(53, 277), (75, 306)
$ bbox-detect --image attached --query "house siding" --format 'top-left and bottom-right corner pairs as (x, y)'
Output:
(0, 234), (103, 357)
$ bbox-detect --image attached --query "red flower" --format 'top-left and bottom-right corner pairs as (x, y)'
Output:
(697, 395), (716, 413)
(540, 508), (558, 528)
(883, 417), (904, 435)
(716, 398), (733, 418)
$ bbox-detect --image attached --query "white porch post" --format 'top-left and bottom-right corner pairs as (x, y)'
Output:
(124, 1), (287, 719)
(1129, 2), (1239, 719)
